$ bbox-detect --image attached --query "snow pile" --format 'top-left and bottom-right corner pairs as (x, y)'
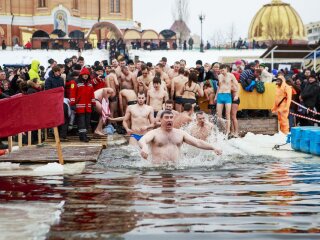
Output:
(227, 132), (313, 159)
(33, 162), (64, 174)
(0, 49), (265, 68)
(0, 201), (64, 240)
(130, 49), (265, 66)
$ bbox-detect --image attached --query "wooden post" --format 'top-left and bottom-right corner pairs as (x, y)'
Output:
(18, 133), (23, 148)
(53, 127), (64, 165)
(44, 129), (48, 141)
(8, 136), (13, 153)
(28, 131), (32, 146)
(38, 129), (42, 144)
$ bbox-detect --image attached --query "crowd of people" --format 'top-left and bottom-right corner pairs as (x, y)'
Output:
(0, 54), (320, 158)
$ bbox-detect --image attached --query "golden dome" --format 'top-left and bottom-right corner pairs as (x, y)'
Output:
(248, 0), (307, 43)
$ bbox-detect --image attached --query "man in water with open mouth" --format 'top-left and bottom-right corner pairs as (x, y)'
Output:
(139, 110), (222, 164)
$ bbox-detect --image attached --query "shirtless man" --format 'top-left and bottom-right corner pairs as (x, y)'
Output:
(120, 66), (137, 91)
(94, 88), (114, 136)
(119, 87), (138, 116)
(155, 63), (170, 92)
(106, 70), (120, 118)
(171, 67), (188, 112)
(203, 81), (216, 114)
(111, 59), (122, 78)
(119, 59), (126, 68)
(139, 110), (222, 164)
(123, 92), (154, 145)
(155, 99), (179, 127)
(136, 65), (152, 95)
(168, 61), (180, 80)
(180, 59), (187, 70)
(190, 111), (214, 141)
(128, 62), (136, 73)
(215, 64), (238, 136)
(147, 77), (169, 117)
(173, 103), (193, 129)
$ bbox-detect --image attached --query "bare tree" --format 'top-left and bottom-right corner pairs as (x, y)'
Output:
(172, 0), (190, 23)
(211, 30), (227, 48)
(171, 0), (190, 46)
(227, 23), (237, 48)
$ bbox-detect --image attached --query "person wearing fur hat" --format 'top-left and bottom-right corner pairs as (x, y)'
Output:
(70, 67), (95, 142)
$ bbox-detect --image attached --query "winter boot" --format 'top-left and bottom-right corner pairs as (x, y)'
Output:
(79, 133), (89, 143)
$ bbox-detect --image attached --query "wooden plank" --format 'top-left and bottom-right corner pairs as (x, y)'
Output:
(54, 127), (64, 165)
(38, 129), (42, 145)
(44, 129), (48, 140)
(18, 133), (23, 148)
(8, 136), (13, 153)
(28, 131), (32, 146)
(0, 145), (101, 163)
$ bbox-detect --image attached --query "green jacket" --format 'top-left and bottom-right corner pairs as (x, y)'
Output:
(28, 59), (40, 81)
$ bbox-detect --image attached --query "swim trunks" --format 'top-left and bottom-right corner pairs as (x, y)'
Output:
(180, 98), (197, 105)
(110, 96), (118, 102)
(232, 97), (240, 105)
(127, 100), (137, 106)
(130, 134), (143, 141)
(154, 111), (158, 118)
(175, 96), (183, 104)
(217, 93), (232, 104)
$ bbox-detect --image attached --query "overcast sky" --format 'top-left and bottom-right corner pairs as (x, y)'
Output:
(133, 0), (319, 41)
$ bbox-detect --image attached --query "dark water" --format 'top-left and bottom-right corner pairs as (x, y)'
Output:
(0, 146), (320, 240)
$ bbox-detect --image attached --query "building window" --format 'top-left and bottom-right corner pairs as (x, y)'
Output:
(110, 0), (120, 13)
(115, 0), (120, 13)
(38, 0), (47, 8)
(73, 0), (79, 10)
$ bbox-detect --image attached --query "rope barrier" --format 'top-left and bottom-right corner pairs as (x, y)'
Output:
(290, 112), (320, 124)
(291, 100), (320, 116)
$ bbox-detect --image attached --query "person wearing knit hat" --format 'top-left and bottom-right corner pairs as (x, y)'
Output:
(259, 64), (273, 82)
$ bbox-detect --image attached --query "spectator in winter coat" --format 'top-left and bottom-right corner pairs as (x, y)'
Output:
(259, 64), (273, 83)
(28, 59), (41, 84)
(45, 66), (64, 90)
(299, 74), (320, 126)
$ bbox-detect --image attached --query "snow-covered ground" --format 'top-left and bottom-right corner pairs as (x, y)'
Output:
(0, 49), (265, 68)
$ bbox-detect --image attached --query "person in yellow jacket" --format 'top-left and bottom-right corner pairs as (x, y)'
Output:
(28, 59), (45, 86)
(271, 75), (292, 135)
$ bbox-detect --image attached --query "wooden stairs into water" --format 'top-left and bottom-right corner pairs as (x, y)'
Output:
(0, 133), (127, 164)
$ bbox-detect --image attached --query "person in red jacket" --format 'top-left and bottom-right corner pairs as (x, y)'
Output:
(91, 66), (106, 91)
(65, 71), (79, 130)
(70, 67), (95, 142)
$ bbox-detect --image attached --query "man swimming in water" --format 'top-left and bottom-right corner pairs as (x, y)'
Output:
(190, 111), (214, 141)
(139, 110), (222, 164)
(123, 92), (154, 145)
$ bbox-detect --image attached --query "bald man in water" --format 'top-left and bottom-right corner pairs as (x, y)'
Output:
(139, 110), (222, 164)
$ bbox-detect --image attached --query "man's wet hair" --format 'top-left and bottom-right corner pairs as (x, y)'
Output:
(160, 110), (173, 119)
(179, 67), (185, 74)
(138, 91), (145, 97)
(153, 76), (161, 84)
(183, 103), (193, 112)
(196, 111), (204, 117)
(165, 99), (174, 105)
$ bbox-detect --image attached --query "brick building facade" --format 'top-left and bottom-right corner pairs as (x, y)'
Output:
(0, 0), (136, 47)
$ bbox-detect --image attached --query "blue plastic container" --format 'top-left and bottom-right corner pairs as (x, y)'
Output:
(300, 129), (313, 153)
(290, 127), (320, 155)
(291, 127), (301, 151)
(310, 131), (320, 155)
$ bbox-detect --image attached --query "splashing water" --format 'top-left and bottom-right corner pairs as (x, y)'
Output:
(99, 113), (298, 170)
